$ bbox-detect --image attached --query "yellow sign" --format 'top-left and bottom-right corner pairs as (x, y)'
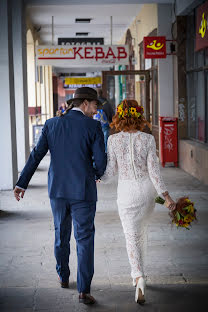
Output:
(199, 12), (207, 38)
(65, 76), (102, 85)
(147, 40), (164, 51)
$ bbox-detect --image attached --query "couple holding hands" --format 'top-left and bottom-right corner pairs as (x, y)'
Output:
(14, 87), (175, 305)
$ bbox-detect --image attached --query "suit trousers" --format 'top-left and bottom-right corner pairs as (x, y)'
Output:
(50, 198), (96, 293)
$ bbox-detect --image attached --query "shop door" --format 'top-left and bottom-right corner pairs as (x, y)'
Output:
(102, 70), (151, 122)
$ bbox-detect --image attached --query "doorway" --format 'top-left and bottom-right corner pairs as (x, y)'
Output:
(102, 70), (151, 123)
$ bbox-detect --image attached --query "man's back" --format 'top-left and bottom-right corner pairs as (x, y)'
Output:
(17, 110), (106, 201)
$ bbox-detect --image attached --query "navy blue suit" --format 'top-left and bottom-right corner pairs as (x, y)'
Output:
(16, 110), (106, 293)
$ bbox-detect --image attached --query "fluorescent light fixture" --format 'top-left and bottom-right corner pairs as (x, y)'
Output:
(76, 32), (89, 36)
(75, 18), (92, 23)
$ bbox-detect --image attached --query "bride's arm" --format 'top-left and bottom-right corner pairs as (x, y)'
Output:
(147, 135), (167, 196)
(100, 135), (118, 183)
(147, 137), (176, 211)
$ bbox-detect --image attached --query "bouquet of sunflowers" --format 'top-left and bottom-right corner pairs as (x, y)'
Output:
(155, 196), (197, 229)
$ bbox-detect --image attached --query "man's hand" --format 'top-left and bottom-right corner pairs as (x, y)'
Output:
(14, 186), (25, 201)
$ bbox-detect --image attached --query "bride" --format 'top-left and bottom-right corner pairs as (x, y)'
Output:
(100, 99), (176, 304)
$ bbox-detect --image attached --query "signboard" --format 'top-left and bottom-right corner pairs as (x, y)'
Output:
(64, 83), (101, 90)
(143, 36), (166, 59)
(64, 76), (101, 85)
(36, 45), (129, 66)
(196, 0), (208, 51)
(58, 37), (104, 45)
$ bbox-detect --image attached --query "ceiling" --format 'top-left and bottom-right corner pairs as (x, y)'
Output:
(26, 4), (143, 46)
(26, 0), (174, 45)
(26, 0), (174, 71)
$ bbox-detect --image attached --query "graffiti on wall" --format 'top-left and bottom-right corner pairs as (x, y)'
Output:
(164, 125), (174, 151)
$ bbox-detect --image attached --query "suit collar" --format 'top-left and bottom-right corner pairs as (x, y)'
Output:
(71, 107), (85, 115)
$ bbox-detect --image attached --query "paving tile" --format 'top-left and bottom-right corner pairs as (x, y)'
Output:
(1, 156), (208, 310)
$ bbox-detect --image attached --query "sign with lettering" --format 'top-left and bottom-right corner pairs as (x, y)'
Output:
(36, 45), (129, 66)
(196, 0), (208, 51)
(143, 36), (166, 59)
(58, 37), (104, 45)
(64, 76), (101, 85)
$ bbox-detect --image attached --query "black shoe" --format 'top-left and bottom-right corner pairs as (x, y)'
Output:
(58, 276), (69, 288)
(79, 293), (96, 305)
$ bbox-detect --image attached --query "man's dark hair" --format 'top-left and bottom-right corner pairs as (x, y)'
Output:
(57, 98), (93, 117)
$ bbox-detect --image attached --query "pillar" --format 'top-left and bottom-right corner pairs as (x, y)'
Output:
(12, 0), (30, 171)
(157, 4), (174, 117)
(0, 0), (18, 190)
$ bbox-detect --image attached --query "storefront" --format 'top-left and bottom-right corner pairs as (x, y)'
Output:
(177, 0), (208, 184)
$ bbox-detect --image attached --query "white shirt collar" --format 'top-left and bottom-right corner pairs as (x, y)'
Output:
(71, 107), (85, 115)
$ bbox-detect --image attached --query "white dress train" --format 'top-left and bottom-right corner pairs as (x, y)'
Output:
(101, 131), (167, 279)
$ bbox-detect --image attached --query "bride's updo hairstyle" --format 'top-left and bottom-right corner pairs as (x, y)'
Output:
(110, 99), (150, 132)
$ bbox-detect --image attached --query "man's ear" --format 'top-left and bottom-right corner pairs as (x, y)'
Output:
(83, 99), (88, 106)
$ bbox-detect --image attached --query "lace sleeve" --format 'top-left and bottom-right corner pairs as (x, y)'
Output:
(147, 136), (167, 195)
(101, 135), (117, 183)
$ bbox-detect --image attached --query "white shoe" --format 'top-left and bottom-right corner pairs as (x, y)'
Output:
(135, 277), (145, 304)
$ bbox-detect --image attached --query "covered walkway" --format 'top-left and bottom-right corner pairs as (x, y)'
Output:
(0, 156), (208, 311)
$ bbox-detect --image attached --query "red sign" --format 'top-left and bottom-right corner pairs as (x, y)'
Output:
(143, 36), (166, 59)
(196, 0), (208, 51)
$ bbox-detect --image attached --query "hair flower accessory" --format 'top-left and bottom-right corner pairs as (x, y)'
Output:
(116, 99), (144, 119)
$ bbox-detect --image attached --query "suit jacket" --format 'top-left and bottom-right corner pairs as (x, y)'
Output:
(16, 110), (107, 201)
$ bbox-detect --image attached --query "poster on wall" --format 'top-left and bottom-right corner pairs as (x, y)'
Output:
(36, 45), (129, 66)
(196, 0), (208, 51)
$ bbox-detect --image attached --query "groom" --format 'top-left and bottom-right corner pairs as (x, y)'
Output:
(14, 87), (106, 304)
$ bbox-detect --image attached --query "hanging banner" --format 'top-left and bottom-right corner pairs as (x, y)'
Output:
(64, 76), (101, 85)
(196, 0), (208, 51)
(143, 36), (166, 59)
(36, 45), (129, 66)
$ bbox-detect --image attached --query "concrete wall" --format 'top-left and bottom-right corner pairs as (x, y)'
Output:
(176, 0), (204, 16)
(179, 140), (208, 185)
(118, 4), (158, 71)
(157, 4), (174, 117)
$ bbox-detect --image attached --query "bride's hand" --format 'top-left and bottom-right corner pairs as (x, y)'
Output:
(164, 195), (176, 211)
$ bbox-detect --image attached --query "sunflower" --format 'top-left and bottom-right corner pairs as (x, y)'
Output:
(130, 107), (136, 114)
(117, 106), (123, 114)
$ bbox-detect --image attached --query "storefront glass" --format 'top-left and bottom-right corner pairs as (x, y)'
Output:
(186, 11), (208, 143)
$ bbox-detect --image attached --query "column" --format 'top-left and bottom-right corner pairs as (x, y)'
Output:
(12, 0), (30, 171)
(0, 0), (18, 190)
(157, 4), (174, 117)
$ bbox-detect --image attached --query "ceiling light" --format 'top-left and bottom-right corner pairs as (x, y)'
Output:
(76, 32), (89, 36)
(75, 18), (92, 23)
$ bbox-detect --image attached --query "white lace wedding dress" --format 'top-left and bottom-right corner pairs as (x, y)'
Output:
(101, 131), (167, 279)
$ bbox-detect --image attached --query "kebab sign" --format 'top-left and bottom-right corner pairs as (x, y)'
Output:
(36, 45), (129, 66)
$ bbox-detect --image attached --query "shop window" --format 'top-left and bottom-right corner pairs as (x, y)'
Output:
(187, 72), (197, 139)
(196, 72), (205, 141)
(186, 10), (208, 144)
